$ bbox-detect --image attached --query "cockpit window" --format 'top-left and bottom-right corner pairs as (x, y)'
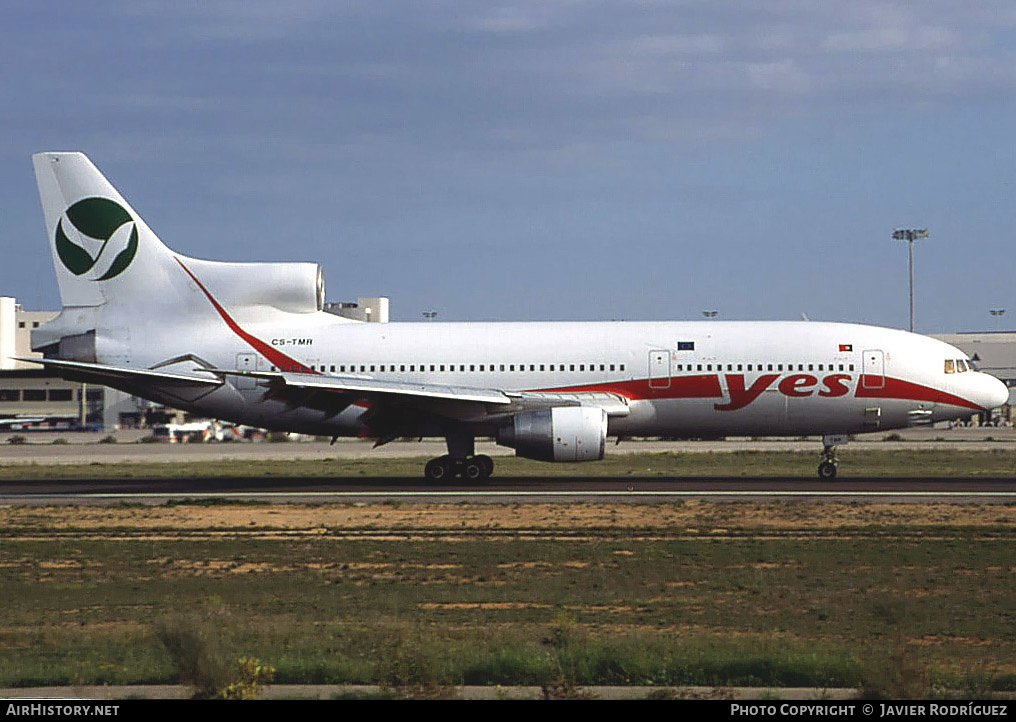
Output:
(945, 359), (975, 374)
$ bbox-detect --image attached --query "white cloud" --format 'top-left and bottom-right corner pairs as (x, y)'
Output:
(627, 33), (727, 57)
(823, 25), (959, 54)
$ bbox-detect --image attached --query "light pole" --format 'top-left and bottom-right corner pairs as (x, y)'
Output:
(892, 228), (928, 332)
(990, 308), (1006, 331)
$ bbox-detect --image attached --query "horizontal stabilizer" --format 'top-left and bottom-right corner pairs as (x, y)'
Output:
(19, 358), (224, 407)
(24, 358), (223, 387)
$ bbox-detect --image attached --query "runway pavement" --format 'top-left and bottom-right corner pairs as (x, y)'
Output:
(0, 426), (1014, 465)
(4, 475), (1016, 505)
(1, 427), (1014, 504)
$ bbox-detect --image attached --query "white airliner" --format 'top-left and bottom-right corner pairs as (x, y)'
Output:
(26, 152), (1009, 480)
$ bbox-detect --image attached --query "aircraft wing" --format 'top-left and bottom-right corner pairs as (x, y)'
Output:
(21, 359), (629, 437)
(201, 368), (631, 426)
(266, 371), (515, 406)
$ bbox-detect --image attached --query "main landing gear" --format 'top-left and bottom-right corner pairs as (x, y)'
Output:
(424, 454), (494, 482)
(423, 432), (494, 481)
(818, 434), (847, 479)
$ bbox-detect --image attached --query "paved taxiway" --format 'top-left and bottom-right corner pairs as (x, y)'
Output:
(1, 426), (1014, 464)
(5, 479), (1016, 503)
(2, 427), (1014, 504)
(3, 476), (1016, 505)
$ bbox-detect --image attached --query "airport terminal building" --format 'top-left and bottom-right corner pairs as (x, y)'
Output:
(0, 297), (128, 429)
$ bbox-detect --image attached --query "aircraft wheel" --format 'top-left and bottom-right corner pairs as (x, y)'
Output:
(462, 457), (491, 481)
(817, 461), (838, 480)
(424, 456), (452, 481)
(474, 454), (494, 478)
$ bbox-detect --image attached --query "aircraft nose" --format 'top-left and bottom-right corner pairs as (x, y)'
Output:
(980, 374), (1010, 411)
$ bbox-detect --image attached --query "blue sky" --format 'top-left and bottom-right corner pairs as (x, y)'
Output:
(1, 1), (1014, 332)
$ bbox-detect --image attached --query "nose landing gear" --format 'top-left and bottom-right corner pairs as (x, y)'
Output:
(818, 434), (846, 479)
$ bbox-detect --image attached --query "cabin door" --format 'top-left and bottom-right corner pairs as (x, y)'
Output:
(648, 350), (671, 389)
(861, 349), (885, 390)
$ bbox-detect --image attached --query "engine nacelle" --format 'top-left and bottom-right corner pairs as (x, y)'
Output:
(496, 406), (608, 462)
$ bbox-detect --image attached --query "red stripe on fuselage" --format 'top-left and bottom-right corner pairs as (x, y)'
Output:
(174, 257), (317, 374)
(536, 373), (983, 410)
(855, 376), (982, 411)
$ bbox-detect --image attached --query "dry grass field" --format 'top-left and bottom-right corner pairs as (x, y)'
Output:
(3, 499), (1016, 698)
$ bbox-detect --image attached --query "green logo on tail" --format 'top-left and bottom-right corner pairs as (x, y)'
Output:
(55, 197), (138, 280)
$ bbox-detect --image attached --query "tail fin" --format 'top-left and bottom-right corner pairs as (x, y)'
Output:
(32, 152), (326, 366)
(33, 152), (176, 309)
(34, 152), (322, 315)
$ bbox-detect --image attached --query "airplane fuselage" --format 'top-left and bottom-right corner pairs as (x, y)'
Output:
(155, 310), (1000, 440)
